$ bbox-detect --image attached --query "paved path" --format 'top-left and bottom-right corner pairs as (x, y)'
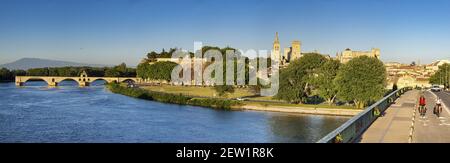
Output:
(413, 90), (450, 143)
(360, 90), (418, 143)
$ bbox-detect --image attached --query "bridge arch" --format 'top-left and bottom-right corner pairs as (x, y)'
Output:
(16, 74), (142, 87)
(56, 78), (81, 86)
(21, 77), (51, 86)
(90, 78), (109, 86)
(119, 78), (137, 83)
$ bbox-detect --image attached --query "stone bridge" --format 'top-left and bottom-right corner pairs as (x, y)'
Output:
(15, 71), (142, 87)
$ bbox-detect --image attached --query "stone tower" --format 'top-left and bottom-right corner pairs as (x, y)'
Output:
(372, 48), (380, 59)
(290, 40), (302, 61)
(271, 32), (281, 63)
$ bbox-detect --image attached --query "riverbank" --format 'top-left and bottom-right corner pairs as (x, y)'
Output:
(107, 83), (361, 116)
(242, 104), (361, 116)
(107, 83), (242, 110)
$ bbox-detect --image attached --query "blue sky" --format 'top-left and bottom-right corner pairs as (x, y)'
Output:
(1, 0), (449, 66)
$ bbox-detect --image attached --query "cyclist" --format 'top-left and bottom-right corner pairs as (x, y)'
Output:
(419, 95), (426, 117)
(435, 98), (442, 117)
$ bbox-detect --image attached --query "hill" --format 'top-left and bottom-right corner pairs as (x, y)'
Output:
(0, 58), (109, 70)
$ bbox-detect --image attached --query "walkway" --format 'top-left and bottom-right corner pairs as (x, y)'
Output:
(412, 90), (450, 143)
(360, 89), (450, 143)
(360, 90), (418, 143)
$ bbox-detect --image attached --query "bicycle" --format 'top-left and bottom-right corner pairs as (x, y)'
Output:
(434, 104), (442, 117)
(418, 105), (427, 117)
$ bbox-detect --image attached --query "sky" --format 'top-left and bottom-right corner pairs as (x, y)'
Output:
(1, 0), (450, 66)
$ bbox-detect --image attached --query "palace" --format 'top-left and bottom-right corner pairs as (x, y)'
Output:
(283, 40), (302, 64)
(336, 48), (380, 63)
(270, 32), (302, 66)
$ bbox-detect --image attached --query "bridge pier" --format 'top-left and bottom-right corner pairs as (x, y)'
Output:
(15, 82), (24, 86)
(49, 82), (58, 87)
(79, 82), (90, 87)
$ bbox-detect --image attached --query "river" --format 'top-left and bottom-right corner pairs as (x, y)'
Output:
(0, 81), (349, 143)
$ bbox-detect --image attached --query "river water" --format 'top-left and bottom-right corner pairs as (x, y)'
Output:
(0, 81), (349, 143)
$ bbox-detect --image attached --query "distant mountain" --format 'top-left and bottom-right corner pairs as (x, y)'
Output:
(0, 58), (109, 70)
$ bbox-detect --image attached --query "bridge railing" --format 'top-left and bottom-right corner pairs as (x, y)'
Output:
(317, 87), (411, 143)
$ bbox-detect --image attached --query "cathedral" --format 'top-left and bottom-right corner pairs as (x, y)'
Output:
(270, 32), (302, 66)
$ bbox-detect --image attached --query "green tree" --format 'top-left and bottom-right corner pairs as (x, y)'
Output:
(137, 61), (178, 81)
(105, 68), (121, 77)
(146, 51), (159, 62)
(11, 69), (26, 77)
(0, 68), (12, 81)
(275, 53), (327, 103)
(334, 56), (387, 109)
(213, 85), (235, 97)
(429, 63), (450, 89)
(104, 63), (135, 77)
(392, 83), (398, 91)
(27, 68), (49, 76)
(313, 59), (341, 105)
(116, 63), (127, 75)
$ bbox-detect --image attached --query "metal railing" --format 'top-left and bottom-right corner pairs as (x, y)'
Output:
(317, 87), (411, 143)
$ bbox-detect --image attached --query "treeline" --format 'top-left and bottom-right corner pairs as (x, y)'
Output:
(137, 61), (178, 81)
(429, 63), (450, 89)
(107, 83), (241, 110)
(0, 68), (26, 81)
(138, 46), (269, 85)
(275, 53), (387, 108)
(138, 46), (236, 81)
(0, 63), (137, 81)
(144, 46), (237, 62)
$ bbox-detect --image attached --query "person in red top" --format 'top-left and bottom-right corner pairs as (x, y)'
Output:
(419, 95), (426, 106)
(419, 95), (426, 117)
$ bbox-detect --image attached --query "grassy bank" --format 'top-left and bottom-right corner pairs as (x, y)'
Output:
(141, 85), (255, 98)
(243, 101), (357, 110)
(107, 83), (242, 110)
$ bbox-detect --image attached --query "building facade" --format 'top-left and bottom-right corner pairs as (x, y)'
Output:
(283, 41), (302, 64)
(270, 32), (302, 66)
(337, 48), (380, 63)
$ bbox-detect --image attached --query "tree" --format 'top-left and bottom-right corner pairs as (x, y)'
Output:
(116, 63), (127, 74)
(214, 85), (235, 97)
(104, 68), (121, 77)
(104, 63), (136, 77)
(11, 69), (26, 77)
(313, 59), (341, 105)
(137, 61), (178, 81)
(147, 52), (158, 62)
(392, 83), (398, 91)
(0, 68), (12, 81)
(27, 68), (49, 76)
(429, 63), (450, 89)
(334, 56), (387, 109)
(275, 53), (327, 103)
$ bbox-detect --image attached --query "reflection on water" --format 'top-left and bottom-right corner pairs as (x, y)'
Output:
(0, 81), (349, 143)
(268, 115), (346, 143)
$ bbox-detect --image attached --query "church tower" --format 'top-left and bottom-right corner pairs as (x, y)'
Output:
(271, 32), (281, 63)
